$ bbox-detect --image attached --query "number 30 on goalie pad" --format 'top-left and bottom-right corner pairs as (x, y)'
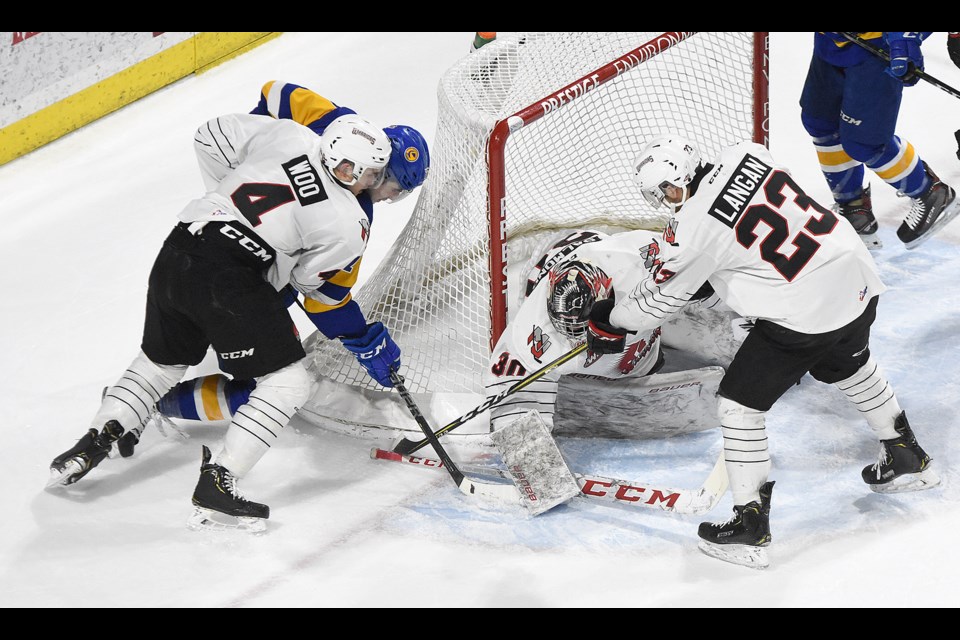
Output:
(489, 410), (581, 516)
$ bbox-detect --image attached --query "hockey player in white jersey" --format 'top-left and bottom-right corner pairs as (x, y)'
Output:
(47, 113), (404, 532)
(484, 228), (744, 435)
(589, 134), (939, 568)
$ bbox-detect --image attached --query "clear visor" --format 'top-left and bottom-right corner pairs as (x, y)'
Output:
(333, 160), (386, 190)
(372, 168), (414, 203)
(641, 180), (673, 208)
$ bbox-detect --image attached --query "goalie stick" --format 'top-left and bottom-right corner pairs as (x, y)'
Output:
(388, 368), (519, 503)
(372, 447), (728, 516)
(392, 342), (588, 455)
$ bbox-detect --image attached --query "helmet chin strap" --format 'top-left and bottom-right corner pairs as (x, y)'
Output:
(666, 185), (690, 212)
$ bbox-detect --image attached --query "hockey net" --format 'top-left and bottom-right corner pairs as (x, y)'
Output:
(300, 32), (769, 439)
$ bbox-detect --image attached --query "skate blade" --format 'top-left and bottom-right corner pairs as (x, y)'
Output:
(698, 540), (769, 570)
(46, 459), (85, 488)
(858, 232), (882, 251)
(187, 506), (267, 534)
(903, 198), (960, 250)
(869, 466), (941, 494)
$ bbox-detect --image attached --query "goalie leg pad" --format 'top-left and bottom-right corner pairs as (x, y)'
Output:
(489, 410), (580, 516)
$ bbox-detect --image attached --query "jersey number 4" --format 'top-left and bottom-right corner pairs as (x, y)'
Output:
(735, 170), (838, 282)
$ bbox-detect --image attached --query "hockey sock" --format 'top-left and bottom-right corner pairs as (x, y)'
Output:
(92, 351), (186, 435)
(810, 131), (866, 202)
(864, 136), (927, 197)
(157, 374), (255, 422)
(835, 356), (902, 440)
(717, 396), (771, 506)
(214, 361), (312, 477)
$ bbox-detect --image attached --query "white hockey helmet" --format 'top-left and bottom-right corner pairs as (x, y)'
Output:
(319, 115), (391, 189)
(632, 134), (701, 210)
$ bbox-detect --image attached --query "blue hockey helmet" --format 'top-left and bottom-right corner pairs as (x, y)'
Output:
(379, 124), (430, 202)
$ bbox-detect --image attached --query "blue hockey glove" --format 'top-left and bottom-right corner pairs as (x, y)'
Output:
(340, 322), (401, 387)
(885, 32), (924, 86)
(586, 298), (631, 355)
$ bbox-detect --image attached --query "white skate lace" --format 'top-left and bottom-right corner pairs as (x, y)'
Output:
(221, 471), (246, 501)
(903, 199), (927, 230)
(869, 445), (892, 479)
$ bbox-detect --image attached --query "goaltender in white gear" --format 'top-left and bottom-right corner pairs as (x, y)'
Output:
(483, 228), (745, 437)
(609, 134), (940, 569)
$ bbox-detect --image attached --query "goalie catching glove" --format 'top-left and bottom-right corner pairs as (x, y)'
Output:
(340, 322), (402, 387)
(586, 298), (632, 355)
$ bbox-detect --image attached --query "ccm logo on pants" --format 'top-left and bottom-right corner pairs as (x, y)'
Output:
(221, 349), (254, 359)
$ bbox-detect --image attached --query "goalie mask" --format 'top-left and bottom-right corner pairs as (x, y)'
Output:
(632, 134), (701, 211)
(546, 261), (612, 340)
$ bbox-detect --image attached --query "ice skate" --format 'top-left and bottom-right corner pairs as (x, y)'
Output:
(897, 163), (960, 250)
(862, 412), (939, 493)
(187, 445), (269, 533)
(835, 185), (881, 250)
(47, 421), (125, 488)
(697, 481), (774, 569)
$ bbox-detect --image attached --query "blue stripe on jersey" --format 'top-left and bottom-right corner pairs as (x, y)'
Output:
(306, 106), (357, 136)
(318, 280), (351, 303)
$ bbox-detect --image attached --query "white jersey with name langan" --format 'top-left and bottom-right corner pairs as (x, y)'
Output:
(178, 113), (370, 298)
(610, 142), (887, 336)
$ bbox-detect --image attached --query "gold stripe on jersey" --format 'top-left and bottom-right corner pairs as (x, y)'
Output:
(261, 81), (339, 126)
(874, 141), (918, 183)
(301, 257), (365, 312)
(303, 293), (353, 313)
(825, 31), (883, 48)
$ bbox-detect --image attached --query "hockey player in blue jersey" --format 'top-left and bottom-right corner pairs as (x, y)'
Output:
(47, 83), (430, 517)
(800, 32), (959, 250)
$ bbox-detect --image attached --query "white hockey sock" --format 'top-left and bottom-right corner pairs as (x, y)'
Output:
(717, 396), (771, 506)
(92, 351), (186, 435)
(834, 357), (902, 440)
(215, 360), (312, 477)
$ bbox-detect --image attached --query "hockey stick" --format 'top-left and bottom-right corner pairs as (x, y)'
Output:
(388, 368), (519, 502)
(373, 447), (728, 516)
(391, 342), (588, 455)
(840, 32), (960, 100)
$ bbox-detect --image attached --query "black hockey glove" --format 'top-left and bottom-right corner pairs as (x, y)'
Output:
(586, 298), (631, 355)
(948, 33), (960, 69)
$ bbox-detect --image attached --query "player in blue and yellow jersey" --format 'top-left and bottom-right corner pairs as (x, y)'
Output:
(131, 82), (430, 431)
(800, 32), (958, 250)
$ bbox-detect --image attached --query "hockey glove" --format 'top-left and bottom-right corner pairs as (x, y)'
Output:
(885, 32), (924, 86)
(586, 298), (630, 355)
(949, 33), (960, 69)
(340, 322), (401, 388)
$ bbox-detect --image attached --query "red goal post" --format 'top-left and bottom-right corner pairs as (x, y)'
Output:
(301, 32), (769, 439)
(487, 31), (769, 348)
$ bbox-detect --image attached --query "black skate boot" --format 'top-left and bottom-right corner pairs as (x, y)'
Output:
(697, 481), (774, 569)
(835, 185), (881, 250)
(862, 411), (940, 493)
(47, 420), (125, 488)
(187, 445), (269, 533)
(897, 163), (959, 250)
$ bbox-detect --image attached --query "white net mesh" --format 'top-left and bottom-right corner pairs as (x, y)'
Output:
(302, 32), (764, 435)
